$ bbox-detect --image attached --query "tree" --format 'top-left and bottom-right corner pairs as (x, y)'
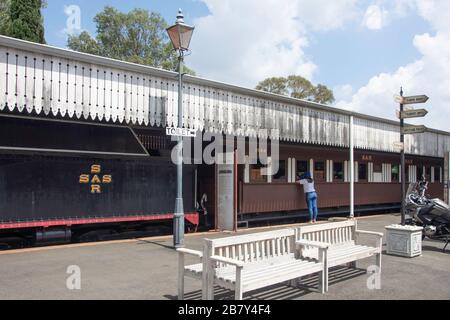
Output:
(255, 77), (288, 95)
(0, 0), (46, 44)
(67, 31), (100, 55)
(67, 6), (195, 75)
(287, 75), (314, 100)
(0, 0), (10, 34)
(313, 84), (335, 104)
(255, 75), (335, 104)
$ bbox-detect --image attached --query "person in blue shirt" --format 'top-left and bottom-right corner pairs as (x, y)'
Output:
(297, 172), (318, 223)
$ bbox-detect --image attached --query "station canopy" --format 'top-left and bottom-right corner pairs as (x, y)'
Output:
(0, 35), (449, 158)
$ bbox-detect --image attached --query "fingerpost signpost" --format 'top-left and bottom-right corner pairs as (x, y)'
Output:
(395, 89), (429, 226)
(386, 89), (429, 258)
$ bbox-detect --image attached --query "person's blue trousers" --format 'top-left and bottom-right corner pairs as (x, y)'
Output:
(306, 192), (318, 221)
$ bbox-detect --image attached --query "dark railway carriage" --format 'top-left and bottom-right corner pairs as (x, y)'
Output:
(0, 35), (449, 243)
(0, 115), (198, 244)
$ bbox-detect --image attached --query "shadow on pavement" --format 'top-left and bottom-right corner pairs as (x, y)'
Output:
(135, 239), (174, 250)
(165, 266), (367, 300)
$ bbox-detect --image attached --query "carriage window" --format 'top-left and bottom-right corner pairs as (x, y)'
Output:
(333, 162), (344, 181)
(374, 164), (382, 173)
(296, 160), (309, 179)
(436, 167), (442, 182)
(273, 160), (286, 181)
(250, 161), (268, 183)
(358, 163), (367, 180)
(392, 164), (399, 182)
(314, 161), (325, 181)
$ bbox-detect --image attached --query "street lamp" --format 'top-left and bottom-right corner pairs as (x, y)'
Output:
(166, 9), (194, 248)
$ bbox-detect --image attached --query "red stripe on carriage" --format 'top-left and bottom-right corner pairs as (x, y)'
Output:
(0, 212), (199, 230)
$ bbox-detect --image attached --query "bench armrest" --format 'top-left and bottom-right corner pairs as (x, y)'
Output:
(176, 248), (203, 258)
(210, 255), (244, 268)
(296, 239), (329, 249)
(355, 230), (383, 238)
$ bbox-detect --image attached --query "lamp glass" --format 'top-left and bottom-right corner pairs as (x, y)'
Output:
(167, 24), (194, 51)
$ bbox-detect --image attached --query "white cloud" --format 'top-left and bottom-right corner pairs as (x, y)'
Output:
(334, 84), (354, 102)
(336, 0), (450, 131)
(362, 5), (389, 30)
(189, 0), (360, 88)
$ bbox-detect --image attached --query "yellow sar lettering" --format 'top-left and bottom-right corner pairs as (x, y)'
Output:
(91, 165), (101, 174)
(102, 175), (112, 184)
(79, 174), (90, 184)
(91, 185), (101, 194)
(91, 175), (101, 184)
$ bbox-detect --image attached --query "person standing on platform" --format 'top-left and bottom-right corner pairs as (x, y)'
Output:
(297, 172), (319, 223)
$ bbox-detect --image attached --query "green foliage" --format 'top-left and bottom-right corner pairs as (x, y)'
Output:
(67, 31), (100, 55)
(255, 77), (288, 95)
(256, 75), (335, 104)
(287, 75), (314, 100)
(0, 0), (9, 34)
(0, 0), (46, 44)
(313, 84), (335, 104)
(67, 6), (195, 75)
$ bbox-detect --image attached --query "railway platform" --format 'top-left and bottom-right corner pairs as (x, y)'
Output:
(0, 214), (449, 300)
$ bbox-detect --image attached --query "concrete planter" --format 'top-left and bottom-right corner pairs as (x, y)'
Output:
(385, 224), (423, 257)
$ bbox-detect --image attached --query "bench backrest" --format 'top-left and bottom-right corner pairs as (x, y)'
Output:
(294, 219), (357, 248)
(204, 229), (295, 267)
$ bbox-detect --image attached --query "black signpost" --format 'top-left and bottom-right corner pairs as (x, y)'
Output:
(396, 88), (429, 225)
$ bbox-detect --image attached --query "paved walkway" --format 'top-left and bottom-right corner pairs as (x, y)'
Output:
(0, 214), (449, 300)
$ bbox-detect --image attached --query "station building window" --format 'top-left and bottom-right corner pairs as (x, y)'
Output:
(272, 160), (286, 182)
(392, 164), (399, 182)
(250, 161), (268, 183)
(314, 161), (325, 181)
(333, 162), (344, 181)
(296, 160), (309, 179)
(358, 163), (368, 181)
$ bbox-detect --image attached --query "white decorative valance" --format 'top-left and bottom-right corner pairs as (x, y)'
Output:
(0, 36), (449, 158)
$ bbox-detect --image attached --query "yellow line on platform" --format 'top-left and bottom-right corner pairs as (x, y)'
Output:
(0, 214), (390, 255)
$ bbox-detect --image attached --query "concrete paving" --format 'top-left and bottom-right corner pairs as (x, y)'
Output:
(0, 214), (449, 300)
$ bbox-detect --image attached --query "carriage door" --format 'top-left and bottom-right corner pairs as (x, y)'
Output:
(216, 153), (235, 231)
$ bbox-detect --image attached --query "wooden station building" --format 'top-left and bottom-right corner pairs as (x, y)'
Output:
(0, 35), (449, 242)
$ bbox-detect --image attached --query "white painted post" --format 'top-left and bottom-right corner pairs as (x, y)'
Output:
(350, 115), (354, 218)
(288, 157), (292, 183)
(445, 152), (449, 204)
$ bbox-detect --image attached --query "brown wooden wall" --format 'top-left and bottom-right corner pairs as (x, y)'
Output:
(239, 181), (444, 214)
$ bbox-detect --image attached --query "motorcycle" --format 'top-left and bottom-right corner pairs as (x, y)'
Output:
(405, 177), (450, 252)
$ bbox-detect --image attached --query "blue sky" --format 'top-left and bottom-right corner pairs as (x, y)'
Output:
(41, 1), (450, 131)
(43, 0), (209, 48)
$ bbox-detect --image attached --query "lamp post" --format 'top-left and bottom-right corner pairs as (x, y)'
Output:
(400, 87), (405, 225)
(166, 9), (194, 248)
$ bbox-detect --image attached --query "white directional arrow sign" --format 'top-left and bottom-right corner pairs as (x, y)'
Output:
(402, 125), (427, 135)
(399, 108), (428, 119)
(393, 142), (404, 150)
(402, 95), (429, 104)
(166, 127), (197, 137)
(394, 95), (404, 104)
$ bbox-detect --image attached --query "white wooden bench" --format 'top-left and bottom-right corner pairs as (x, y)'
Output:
(176, 247), (205, 300)
(203, 229), (328, 300)
(293, 219), (383, 291)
